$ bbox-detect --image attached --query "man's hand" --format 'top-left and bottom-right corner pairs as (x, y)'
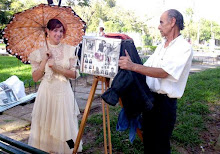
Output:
(118, 50), (134, 71)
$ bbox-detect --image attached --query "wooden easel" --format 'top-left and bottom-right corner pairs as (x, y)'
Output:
(73, 76), (112, 154)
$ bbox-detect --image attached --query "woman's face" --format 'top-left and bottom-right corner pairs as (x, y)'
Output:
(47, 26), (64, 45)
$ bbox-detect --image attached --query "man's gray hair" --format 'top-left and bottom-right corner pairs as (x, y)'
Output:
(167, 9), (184, 30)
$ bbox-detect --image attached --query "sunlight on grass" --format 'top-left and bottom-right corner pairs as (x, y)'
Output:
(0, 43), (6, 48)
(0, 56), (32, 82)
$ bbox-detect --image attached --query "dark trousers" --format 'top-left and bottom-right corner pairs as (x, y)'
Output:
(143, 92), (177, 154)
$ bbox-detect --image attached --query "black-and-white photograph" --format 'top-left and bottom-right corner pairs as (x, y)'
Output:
(86, 39), (95, 52)
(80, 36), (121, 78)
(0, 83), (18, 105)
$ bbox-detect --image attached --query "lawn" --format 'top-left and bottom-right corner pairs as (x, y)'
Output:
(82, 67), (220, 153)
(0, 43), (6, 48)
(0, 55), (219, 153)
(0, 55), (32, 83)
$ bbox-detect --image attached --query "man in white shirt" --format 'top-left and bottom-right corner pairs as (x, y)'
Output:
(118, 9), (193, 153)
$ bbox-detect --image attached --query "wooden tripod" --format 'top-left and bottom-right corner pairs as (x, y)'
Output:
(73, 76), (112, 154)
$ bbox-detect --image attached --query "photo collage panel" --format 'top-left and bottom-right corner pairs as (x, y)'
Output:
(80, 36), (121, 78)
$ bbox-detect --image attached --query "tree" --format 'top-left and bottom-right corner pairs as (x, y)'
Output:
(0, 0), (14, 25)
(199, 18), (212, 42)
(73, 0), (150, 39)
(182, 8), (197, 43)
(66, 0), (90, 6)
(212, 21), (220, 40)
(104, 0), (116, 8)
(0, 0), (38, 35)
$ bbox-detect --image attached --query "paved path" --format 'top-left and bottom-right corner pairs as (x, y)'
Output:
(190, 63), (220, 73)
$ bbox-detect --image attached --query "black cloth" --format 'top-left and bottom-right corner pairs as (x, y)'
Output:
(101, 40), (154, 119)
(143, 92), (177, 154)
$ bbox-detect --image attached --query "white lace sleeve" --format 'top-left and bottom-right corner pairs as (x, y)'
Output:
(29, 49), (42, 73)
(69, 46), (80, 79)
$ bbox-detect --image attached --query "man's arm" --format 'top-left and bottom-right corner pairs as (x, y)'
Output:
(118, 50), (169, 78)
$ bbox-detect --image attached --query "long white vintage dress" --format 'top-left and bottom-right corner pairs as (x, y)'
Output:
(28, 43), (82, 153)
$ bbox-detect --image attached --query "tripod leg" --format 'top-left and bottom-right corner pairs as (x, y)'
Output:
(106, 104), (112, 154)
(101, 78), (108, 154)
(105, 79), (112, 154)
(73, 76), (99, 154)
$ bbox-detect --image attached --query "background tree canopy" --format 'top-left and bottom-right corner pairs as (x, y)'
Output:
(0, 0), (38, 37)
(1, 0), (220, 46)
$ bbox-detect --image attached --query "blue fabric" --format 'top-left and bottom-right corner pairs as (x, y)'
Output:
(116, 108), (142, 143)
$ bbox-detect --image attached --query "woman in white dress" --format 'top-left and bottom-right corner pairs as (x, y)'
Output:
(28, 18), (82, 153)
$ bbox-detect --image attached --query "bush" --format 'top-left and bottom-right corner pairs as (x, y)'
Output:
(136, 47), (142, 51)
(142, 34), (152, 46)
(144, 45), (157, 52)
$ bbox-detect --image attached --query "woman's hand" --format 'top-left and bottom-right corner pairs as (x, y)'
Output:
(42, 50), (52, 62)
(48, 58), (55, 68)
(46, 52), (52, 59)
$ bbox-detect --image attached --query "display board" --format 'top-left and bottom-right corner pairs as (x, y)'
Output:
(80, 36), (121, 78)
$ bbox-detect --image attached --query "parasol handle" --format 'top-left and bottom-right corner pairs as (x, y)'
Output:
(47, 0), (62, 6)
(45, 39), (49, 51)
(58, 0), (62, 6)
(47, 0), (53, 5)
(43, 26), (49, 51)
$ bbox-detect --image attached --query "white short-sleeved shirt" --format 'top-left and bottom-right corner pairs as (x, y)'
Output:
(144, 35), (193, 98)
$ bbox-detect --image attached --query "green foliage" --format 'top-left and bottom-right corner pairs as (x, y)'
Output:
(199, 18), (212, 41)
(104, 21), (121, 32)
(182, 7), (220, 43)
(142, 34), (152, 46)
(0, 10), (13, 25)
(0, 0), (39, 38)
(212, 21), (220, 40)
(144, 45), (157, 52)
(136, 47), (142, 51)
(73, 0), (150, 34)
(105, 0), (116, 8)
(182, 8), (197, 42)
(66, 0), (90, 7)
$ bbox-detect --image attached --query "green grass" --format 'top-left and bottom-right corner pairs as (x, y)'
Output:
(82, 67), (220, 153)
(172, 68), (220, 147)
(85, 107), (144, 153)
(0, 55), (219, 153)
(0, 55), (32, 84)
(0, 43), (6, 48)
